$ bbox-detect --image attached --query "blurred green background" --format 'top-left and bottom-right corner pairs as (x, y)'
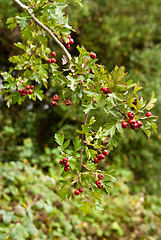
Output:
(0, 0), (161, 239)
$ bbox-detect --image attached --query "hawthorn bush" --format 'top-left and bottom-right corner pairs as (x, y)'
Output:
(0, 0), (160, 239)
(0, 0), (158, 208)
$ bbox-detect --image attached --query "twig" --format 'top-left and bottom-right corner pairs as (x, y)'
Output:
(13, 0), (71, 63)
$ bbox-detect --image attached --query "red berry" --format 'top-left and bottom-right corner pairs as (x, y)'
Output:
(103, 87), (110, 94)
(103, 150), (108, 155)
(26, 90), (30, 94)
(65, 100), (71, 106)
(22, 89), (26, 93)
(21, 93), (26, 97)
(28, 90), (32, 94)
(129, 119), (136, 126)
(136, 120), (142, 128)
(51, 58), (56, 63)
(63, 157), (68, 164)
(133, 98), (137, 105)
(66, 43), (70, 49)
(30, 85), (34, 90)
(51, 101), (57, 106)
(131, 122), (138, 130)
(90, 52), (96, 59)
(59, 160), (64, 165)
(78, 187), (84, 192)
(64, 162), (70, 167)
(128, 111), (135, 119)
(51, 51), (56, 57)
(101, 85), (103, 91)
(47, 58), (51, 63)
(122, 121), (128, 128)
(98, 154), (105, 160)
(98, 184), (103, 189)
(94, 158), (99, 163)
(69, 38), (74, 45)
(146, 112), (152, 117)
(74, 190), (80, 196)
(67, 35), (71, 40)
(98, 174), (104, 179)
(96, 180), (102, 186)
(64, 166), (70, 172)
(19, 89), (23, 93)
(26, 85), (30, 90)
(53, 95), (59, 102)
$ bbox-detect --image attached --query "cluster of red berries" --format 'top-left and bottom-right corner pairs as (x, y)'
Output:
(64, 35), (74, 49)
(122, 111), (152, 129)
(47, 51), (56, 63)
(96, 174), (104, 189)
(59, 157), (70, 172)
(51, 94), (72, 107)
(74, 187), (84, 196)
(19, 85), (34, 96)
(94, 150), (108, 163)
(101, 85), (110, 94)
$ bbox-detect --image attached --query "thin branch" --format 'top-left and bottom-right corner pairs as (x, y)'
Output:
(13, 0), (72, 63)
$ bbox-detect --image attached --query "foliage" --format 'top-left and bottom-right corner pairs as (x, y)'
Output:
(0, 162), (160, 240)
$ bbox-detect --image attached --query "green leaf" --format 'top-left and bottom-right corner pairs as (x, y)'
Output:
(89, 116), (96, 125)
(63, 140), (70, 149)
(144, 91), (157, 110)
(73, 137), (82, 151)
(82, 101), (95, 114)
(6, 17), (17, 30)
(55, 133), (64, 146)
(34, 88), (44, 101)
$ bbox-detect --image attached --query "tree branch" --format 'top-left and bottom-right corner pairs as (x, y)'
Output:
(13, 0), (72, 63)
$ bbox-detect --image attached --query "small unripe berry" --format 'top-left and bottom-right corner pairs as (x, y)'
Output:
(96, 180), (102, 186)
(64, 166), (70, 172)
(122, 121), (128, 128)
(69, 38), (74, 45)
(146, 112), (152, 117)
(98, 174), (104, 179)
(65, 100), (71, 106)
(128, 111), (135, 119)
(63, 157), (68, 164)
(78, 187), (84, 192)
(103, 150), (108, 155)
(94, 158), (99, 163)
(30, 85), (34, 90)
(64, 162), (70, 167)
(51, 101), (57, 106)
(129, 119), (136, 126)
(98, 184), (103, 189)
(131, 122), (138, 130)
(51, 58), (56, 63)
(26, 85), (30, 90)
(51, 51), (56, 57)
(59, 160), (64, 165)
(136, 120), (142, 128)
(103, 87), (110, 94)
(90, 52), (96, 59)
(74, 190), (80, 196)
(53, 95), (59, 102)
